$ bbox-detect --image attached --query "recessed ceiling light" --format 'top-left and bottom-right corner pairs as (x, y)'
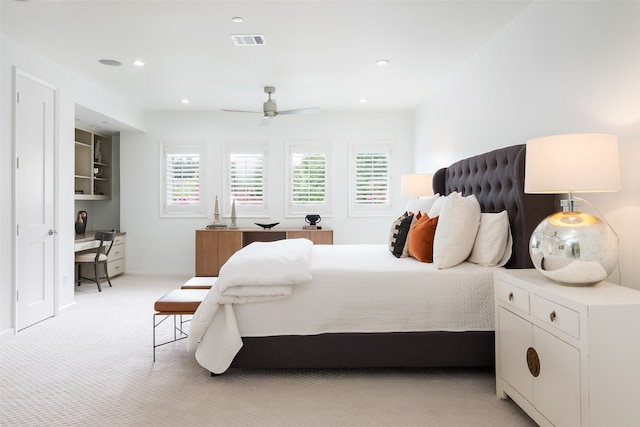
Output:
(132, 60), (145, 67)
(232, 17), (244, 23)
(98, 59), (122, 67)
(376, 59), (390, 66)
(359, 98), (368, 104)
(181, 99), (190, 104)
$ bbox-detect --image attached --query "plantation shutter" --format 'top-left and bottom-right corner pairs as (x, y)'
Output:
(161, 144), (205, 217)
(230, 153), (264, 205)
(224, 142), (269, 217)
(354, 152), (389, 205)
(349, 142), (392, 216)
(292, 152), (325, 204)
(287, 142), (332, 216)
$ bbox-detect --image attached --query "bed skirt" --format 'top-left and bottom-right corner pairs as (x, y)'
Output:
(228, 331), (495, 369)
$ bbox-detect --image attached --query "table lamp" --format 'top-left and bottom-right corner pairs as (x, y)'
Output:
(401, 174), (434, 198)
(525, 133), (620, 285)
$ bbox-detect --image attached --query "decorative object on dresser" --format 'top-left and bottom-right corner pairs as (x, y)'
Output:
(255, 222), (279, 229)
(229, 199), (238, 229)
(304, 214), (321, 229)
(525, 133), (621, 285)
(207, 195), (227, 229)
(495, 269), (640, 426)
(401, 173), (434, 198)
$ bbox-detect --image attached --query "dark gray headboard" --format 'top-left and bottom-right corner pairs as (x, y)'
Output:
(432, 144), (555, 269)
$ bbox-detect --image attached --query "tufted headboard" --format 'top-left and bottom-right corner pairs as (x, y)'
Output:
(432, 144), (555, 269)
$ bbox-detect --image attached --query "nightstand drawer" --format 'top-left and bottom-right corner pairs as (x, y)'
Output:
(531, 295), (580, 339)
(496, 280), (530, 314)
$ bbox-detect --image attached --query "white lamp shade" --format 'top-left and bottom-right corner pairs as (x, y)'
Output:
(525, 133), (620, 194)
(401, 174), (434, 198)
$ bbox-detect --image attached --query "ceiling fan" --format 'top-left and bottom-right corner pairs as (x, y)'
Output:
(222, 86), (320, 126)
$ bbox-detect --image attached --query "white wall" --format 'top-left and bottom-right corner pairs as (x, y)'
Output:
(120, 110), (413, 274)
(0, 35), (144, 334)
(414, 1), (640, 289)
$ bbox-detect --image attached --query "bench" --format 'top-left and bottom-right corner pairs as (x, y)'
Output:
(152, 288), (209, 361)
(180, 276), (217, 289)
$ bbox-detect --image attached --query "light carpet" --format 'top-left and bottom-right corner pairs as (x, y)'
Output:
(0, 274), (536, 426)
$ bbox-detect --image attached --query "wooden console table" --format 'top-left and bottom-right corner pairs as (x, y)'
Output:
(195, 228), (333, 276)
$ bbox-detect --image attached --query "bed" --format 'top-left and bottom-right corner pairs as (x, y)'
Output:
(189, 144), (555, 373)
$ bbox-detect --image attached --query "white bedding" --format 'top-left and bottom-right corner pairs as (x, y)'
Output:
(190, 242), (498, 373)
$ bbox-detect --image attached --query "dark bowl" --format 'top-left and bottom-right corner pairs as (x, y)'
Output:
(255, 222), (279, 229)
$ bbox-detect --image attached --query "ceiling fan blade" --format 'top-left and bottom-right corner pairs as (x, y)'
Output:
(260, 116), (273, 127)
(277, 107), (321, 115)
(221, 109), (263, 114)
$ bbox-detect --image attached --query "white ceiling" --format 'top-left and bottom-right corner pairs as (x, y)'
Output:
(1, 0), (531, 131)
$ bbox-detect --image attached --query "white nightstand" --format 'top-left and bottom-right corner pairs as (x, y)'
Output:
(494, 269), (640, 427)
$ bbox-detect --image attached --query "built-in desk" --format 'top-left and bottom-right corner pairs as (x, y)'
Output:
(75, 231), (126, 277)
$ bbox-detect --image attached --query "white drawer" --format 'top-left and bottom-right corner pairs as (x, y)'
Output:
(109, 244), (125, 261)
(531, 295), (580, 339)
(113, 235), (126, 245)
(496, 280), (530, 314)
(107, 258), (125, 277)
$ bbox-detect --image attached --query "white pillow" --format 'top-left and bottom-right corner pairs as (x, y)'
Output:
(432, 192), (481, 269)
(428, 195), (446, 218)
(467, 211), (513, 267)
(404, 195), (439, 216)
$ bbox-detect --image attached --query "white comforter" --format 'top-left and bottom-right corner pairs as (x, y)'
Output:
(188, 241), (497, 374)
(187, 238), (314, 370)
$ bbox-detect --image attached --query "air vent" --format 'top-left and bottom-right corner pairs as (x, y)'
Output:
(231, 34), (266, 46)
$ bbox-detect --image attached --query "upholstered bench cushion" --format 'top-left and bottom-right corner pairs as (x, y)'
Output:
(154, 289), (209, 313)
(181, 276), (218, 290)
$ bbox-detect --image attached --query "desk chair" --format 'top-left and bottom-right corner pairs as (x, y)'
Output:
(75, 229), (116, 292)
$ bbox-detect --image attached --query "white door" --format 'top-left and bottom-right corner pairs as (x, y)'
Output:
(15, 70), (56, 330)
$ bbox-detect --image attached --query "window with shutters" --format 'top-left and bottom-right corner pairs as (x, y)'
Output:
(349, 142), (392, 216)
(286, 142), (332, 216)
(160, 144), (206, 217)
(224, 142), (268, 217)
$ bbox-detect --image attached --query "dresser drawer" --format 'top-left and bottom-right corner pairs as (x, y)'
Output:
(109, 244), (125, 261)
(113, 235), (126, 246)
(496, 280), (530, 314)
(107, 258), (125, 277)
(531, 295), (580, 339)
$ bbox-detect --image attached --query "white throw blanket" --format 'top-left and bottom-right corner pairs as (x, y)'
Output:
(187, 238), (313, 372)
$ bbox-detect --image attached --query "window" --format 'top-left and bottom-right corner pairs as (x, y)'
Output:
(349, 142), (392, 216)
(160, 144), (205, 217)
(224, 142), (268, 217)
(286, 142), (332, 216)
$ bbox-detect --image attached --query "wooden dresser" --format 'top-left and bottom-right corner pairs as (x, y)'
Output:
(195, 228), (333, 276)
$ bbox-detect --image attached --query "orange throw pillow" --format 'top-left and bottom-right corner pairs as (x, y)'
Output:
(408, 214), (439, 263)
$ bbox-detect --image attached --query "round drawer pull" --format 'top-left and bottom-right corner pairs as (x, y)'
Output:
(508, 292), (514, 301)
(526, 347), (540, 377)
(550, 311), (557, 322)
